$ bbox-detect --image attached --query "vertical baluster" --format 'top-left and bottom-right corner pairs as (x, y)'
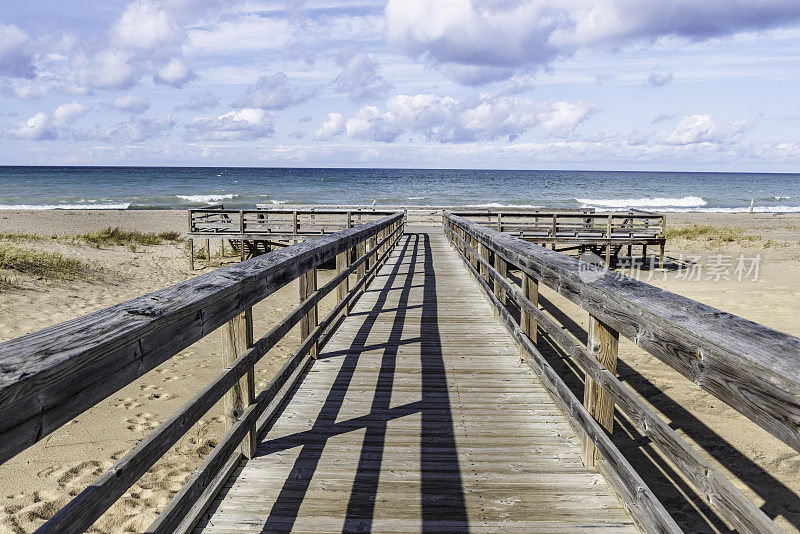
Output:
(582, 316), (619, 466)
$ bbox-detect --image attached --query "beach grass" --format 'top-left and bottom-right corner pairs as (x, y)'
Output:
(0, 244), (96, 282)
(665, 224), (758, 244)
(76, 227), (183, 247)
(0, 228), (184, 248)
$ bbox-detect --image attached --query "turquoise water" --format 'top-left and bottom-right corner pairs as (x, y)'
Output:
(0, 166), (798, 212)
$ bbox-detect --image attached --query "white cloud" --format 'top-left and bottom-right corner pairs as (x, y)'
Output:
(154, 57), (196, 87)
(53, 101), (88, 127)
(104, 115), (175, 143)
(314, 112), (346, 140)
(187, 15), (291, 52)
(7, 112), (55, 140)
(0, 21), (35, 78)
(175, 90), (220, 111)
(344, 93), (594, 143)
(647, 72), (673, 87)
(385, 0), (800, 84)
(185, 108), (274, 141)
(234, 73), (313, 109)
(6, 101), (87, 140)
(661, 114), (748, 145)
(113, 95), (150, 114)
(112, 0), (183, 58)
(334, 48), (392, 101)
(72, 49), (138, 90)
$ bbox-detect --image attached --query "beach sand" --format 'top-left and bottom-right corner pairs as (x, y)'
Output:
(0, 209), (799, 532)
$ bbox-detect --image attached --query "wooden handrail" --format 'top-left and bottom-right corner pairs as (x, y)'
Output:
(444, 212), (796, 533)
(1, 213), (404, 534)
(445, 212), (800, 451)
(0, 213), (404, 466)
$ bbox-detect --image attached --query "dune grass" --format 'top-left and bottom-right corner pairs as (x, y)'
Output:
(0, 244), (96, 282)
(76, 227), (183, 247)
(665, 224), (758, 244)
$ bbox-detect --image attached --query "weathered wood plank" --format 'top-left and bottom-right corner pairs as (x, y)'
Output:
(445, 222), (782, 534)
(446, 212), (800, 453)
(0, 213), (403, 465)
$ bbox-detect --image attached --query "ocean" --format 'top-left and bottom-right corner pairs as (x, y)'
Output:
(0, 166), (798, 213)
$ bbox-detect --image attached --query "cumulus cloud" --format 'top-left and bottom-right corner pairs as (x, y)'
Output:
(660, 114), (748, 145)
(343, 94), (594, 143)
(53, 101), (88, 127)
(185, 108), (274, 141)
(385, 0), (800, 84)
(314, 113), (346, 141)
(0, 21), (35, 78)
(104, 115), (175, 143)
(7, 101), (87, 140)
(113, 95), (150, 114)
(233, 73), (313, 110)
(72, 49), (138, 90)
(154, 57), (196, 87)
(112, 0), (183, 58)
(647, 72), (673, 87)
(7, 112), (55, 140)
(334, 48), (392, 101)
(175, 90), (220, 111)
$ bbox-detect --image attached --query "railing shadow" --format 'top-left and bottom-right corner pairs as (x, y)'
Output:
(242, 232), (468, 532)
(535, 291), (800, 532)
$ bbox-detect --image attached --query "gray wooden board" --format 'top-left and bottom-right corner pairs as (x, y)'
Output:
(196, 228), (637, 533)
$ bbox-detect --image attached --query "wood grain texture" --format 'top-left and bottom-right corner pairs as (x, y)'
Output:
(444, 220), (782, 534)
(194, 228), (637, 534)
(0, 213), (403, 465)
(444, 224), (679, 534)
(445, 213), (800, 454)
(582, 316), (619, 467)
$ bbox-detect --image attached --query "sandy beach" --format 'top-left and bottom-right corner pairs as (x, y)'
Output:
(1, 209), (799, 533)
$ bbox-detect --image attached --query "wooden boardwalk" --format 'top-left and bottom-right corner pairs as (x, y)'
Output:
(196, 228), (636, 533)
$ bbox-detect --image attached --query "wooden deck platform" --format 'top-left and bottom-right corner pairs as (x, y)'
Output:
(196, 227), (637, 533)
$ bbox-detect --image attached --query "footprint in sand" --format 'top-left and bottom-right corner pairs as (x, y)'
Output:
(126, 413), (160, 432)
(114, 397), (142, 410)
(146, 392), (175, 401)
(139, 383), (162, 393)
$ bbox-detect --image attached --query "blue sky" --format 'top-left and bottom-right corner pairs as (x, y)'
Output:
(2, 0), (800, 171)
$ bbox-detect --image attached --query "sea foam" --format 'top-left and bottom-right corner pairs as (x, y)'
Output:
(575, 196), (707, 208)
(176, 194), (236, 203)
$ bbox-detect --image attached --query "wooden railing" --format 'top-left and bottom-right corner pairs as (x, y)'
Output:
(452, 210), (665, 240)
(0, 212), (405, 533)
(188, 208), (398, 237)
(444, 212), (799, 534)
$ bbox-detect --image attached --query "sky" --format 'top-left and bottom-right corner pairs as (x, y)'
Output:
(2, 0), (800, 171)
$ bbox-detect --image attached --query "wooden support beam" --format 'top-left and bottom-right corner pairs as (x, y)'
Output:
(521, 273), (538, 346)
(299, 268), (318, 359)
(336, 250), (349, 316)
(493, 251), (507, 306)
(205, 239), (210, 262)
(188, 238), (194, 271)
(582, 315), (619, 467)
(220, 310), (256, 458)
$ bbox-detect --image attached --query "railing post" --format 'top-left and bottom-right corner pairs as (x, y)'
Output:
(221, 308), (256, 459)
(293, 210), (298, 235)
(605, 214), (612, 266)
(493, 251), (507, 307)
(300, 268), (318, 358)
(582, 315), (619, 467)
(479, 243), (491, 284)
(497, 212), (502, 232)
(347, 211), (352, 229)
(336, 248), (350, 316)
(205, 239), (210, 262)
(188, 239), (194, 270)
(521, 273), (538, 346)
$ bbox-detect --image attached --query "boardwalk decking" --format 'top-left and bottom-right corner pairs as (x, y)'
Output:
(196, 227), (637, 533)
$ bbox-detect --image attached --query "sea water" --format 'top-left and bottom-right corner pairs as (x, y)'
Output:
(0, 166), (798, 213)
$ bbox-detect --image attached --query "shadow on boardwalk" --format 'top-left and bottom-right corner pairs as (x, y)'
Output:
(238, 233), (469, 532)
